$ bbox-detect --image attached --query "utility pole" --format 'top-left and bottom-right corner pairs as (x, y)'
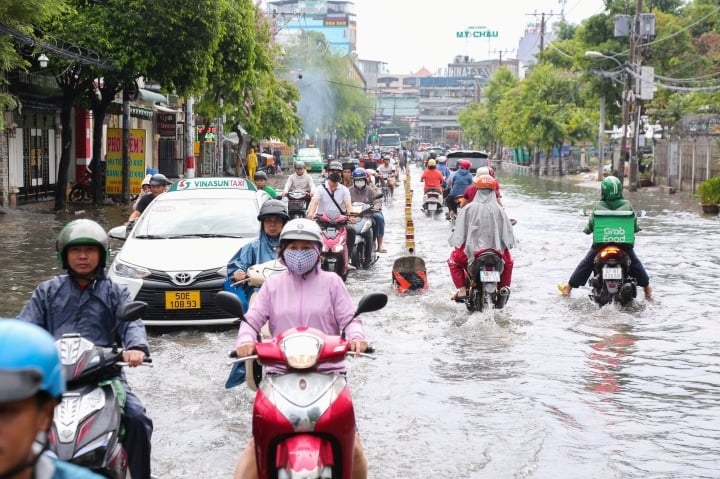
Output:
(490, 48), (515, 67)
(628, 0), (643, 192)
(525, 11), (562, 53)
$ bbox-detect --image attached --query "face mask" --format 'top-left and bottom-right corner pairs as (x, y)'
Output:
(354, 179), (366, 188)
(283, 249), (319, 275)
(328, 173), (341, 183)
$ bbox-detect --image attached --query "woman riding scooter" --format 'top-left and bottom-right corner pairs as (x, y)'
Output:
(233, 218), (370, 479)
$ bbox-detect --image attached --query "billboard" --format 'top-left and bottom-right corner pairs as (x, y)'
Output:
(105, 128), (146, 195)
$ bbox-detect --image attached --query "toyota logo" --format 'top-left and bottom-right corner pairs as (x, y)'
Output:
(174, 272), (192, 284)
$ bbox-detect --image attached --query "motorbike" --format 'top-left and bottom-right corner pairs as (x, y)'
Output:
(216, 290), (388, 479)
(462, 248), (510, 312)
(284, 189), (312, 219)
(587, 210), (639, 307)
(347, 201), (378, 270)
(68, 168), (94, 202)
(421, 188), (445, 218)
(224, 258), (287, 312)
(46, 301), (149, 479)
(316, 212), (350, 281)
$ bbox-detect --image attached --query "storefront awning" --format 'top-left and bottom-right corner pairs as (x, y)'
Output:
(154, 104), (179, 113)
(137, 88), (167, 106)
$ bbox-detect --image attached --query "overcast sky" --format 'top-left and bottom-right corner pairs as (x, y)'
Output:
(354, 0), (606, 74)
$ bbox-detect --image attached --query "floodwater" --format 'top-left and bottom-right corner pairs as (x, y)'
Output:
(1, 166), (719, 478)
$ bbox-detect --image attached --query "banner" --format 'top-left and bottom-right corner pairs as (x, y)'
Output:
(106, 128), (146, 195)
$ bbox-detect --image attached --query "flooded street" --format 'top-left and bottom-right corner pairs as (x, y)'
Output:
(2, 166), (719, 478)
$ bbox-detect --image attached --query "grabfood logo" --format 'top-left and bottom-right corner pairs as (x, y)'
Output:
(602, 226), (627, 242)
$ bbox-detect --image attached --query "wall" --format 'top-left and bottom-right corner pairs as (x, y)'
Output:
(651, 137), (720, 194)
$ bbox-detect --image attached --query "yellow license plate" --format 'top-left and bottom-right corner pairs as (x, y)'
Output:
(165, 291), (201, 309)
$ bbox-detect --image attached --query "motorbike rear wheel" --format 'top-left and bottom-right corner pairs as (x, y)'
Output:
(465, 286), (483, 312)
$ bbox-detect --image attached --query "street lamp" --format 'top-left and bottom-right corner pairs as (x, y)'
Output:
(38, 53), (49, 68)
(585, 51), (630, 183)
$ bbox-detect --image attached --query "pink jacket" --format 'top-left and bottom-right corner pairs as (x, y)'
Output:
(235, 265), (365, 373)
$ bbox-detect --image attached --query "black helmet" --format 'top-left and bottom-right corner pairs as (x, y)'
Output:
(257, 199), (290, 223)
(56, 219), (110, 269)
(253, 171), (268, 181)
(149, 173), (172, 186)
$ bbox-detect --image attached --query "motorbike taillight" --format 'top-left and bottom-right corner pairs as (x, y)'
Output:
(599, 245), (622, 259)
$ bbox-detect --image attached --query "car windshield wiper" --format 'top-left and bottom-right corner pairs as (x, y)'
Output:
(133, 234), (171, 239)
(164, 233), (246, 238)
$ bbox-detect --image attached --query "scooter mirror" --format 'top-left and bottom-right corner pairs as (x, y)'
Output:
(117, 301), (148, 323)
(353, 293), (388, 318)
(215, 290), (246, 320)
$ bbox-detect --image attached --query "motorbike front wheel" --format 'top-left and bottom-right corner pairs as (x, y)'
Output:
(68, 185), (86, 202)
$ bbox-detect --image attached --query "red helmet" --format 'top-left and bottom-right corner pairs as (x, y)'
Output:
(474, 174), (497, 190)
(458, 159), (472, 170)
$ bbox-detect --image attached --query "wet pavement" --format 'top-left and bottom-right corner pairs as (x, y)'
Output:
(2, 166), (719, 478)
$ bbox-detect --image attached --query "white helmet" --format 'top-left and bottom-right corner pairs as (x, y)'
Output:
(279, 218), (322, 244)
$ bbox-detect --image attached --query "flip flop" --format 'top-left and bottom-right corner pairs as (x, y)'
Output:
(376, 248), (387, 253)
(557, 283), (571, 296)
(451, 292), (467, 302)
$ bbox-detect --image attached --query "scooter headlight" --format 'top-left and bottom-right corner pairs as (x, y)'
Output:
(280, 334), (323, 369)
(331, 244), (344, 253)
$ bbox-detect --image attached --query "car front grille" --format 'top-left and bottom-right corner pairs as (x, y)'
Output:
(135, 271), (234, 324)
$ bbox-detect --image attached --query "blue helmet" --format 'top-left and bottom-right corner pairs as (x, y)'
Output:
(0, 319), (64, 402)
(352, 167), (367, 179)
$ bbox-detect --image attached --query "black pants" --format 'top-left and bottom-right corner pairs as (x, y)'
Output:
(569, 245), (650, 288)
(123, 383), (153, 479)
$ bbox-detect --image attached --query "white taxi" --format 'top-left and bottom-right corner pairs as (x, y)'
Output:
(108, 177), (268, 327)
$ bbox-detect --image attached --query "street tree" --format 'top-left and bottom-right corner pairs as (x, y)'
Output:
(0, 0), (69, 126)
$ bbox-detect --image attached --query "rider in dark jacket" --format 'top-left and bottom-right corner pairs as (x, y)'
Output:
(558, 176), (652, 298)
(18, 219), (153, 479)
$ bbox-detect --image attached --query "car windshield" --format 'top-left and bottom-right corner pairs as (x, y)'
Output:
(298, 148), (320, 158)
(447, 152), (489, 170)
(133, 197), (259, 238)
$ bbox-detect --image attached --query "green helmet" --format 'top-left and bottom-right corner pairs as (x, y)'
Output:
(601, 176), (623, 201)
(56, 219), (110, 269)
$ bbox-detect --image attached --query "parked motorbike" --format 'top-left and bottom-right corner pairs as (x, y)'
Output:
(422, 188), (445, 218)
(587, 210), (639, 307)
(348, 201), (378, 270)
(47, 301), (149, 479)
(462, 248), (510, 312)
(283, 189), (312, 219)
(216, 290), (388, 479)
(316, 212), (350, 281)
(68, 168), (94, 202)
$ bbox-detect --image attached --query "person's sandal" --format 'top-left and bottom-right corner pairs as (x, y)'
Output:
(451, 292), (467, 302)
(376, 247), (387, 253)
(557, 283), (571, 296)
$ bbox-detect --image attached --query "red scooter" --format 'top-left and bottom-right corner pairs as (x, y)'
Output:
(315, 212), (350, 282)
(216, 291), (387, 479)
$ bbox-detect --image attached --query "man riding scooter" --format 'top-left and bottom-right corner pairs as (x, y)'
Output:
(348, 167), (386, 253)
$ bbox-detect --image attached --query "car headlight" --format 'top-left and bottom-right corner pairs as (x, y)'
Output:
(112, 260), (151, 279)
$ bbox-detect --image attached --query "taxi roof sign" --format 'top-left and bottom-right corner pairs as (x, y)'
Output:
(168, 177), (257, 192)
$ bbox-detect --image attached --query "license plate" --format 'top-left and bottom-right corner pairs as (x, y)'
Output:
(288, 200), (305, 210)
(480, 270), (501, 282)
(602, 266), (623, 280)
(165, 291), (201, 309)
(428, 203), (438, 211)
